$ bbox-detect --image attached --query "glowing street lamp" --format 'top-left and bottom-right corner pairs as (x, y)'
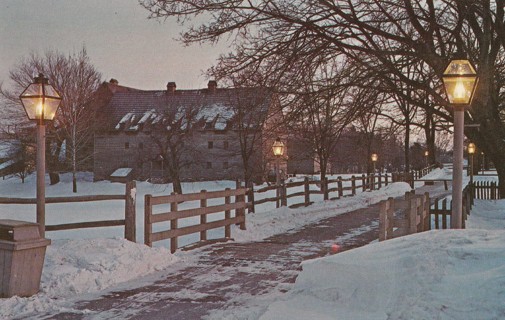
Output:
(424, 150), (429, 167)
(272, 137), (285, 208)
(442, 57), (478, 229)
(19, 73), (62, 237)
(272, 137), (285, 185)
(468, 142), (476, 184)
(371, 153), (378, 172)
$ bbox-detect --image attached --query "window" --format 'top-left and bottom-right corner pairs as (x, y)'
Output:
(206, 162), (212, 169)
(125, 142), (129, 149)
(223, 141), (229, 150)
(208, 141), (214, 149)
(223, 162), (228, 169)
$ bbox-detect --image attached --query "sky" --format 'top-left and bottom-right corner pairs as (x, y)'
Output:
(0, 0), (228, 91)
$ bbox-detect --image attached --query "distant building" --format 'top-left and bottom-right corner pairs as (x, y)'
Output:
(93, 80), (284, 183)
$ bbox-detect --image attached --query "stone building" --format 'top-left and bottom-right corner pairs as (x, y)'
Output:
(93, 80), (283, 183)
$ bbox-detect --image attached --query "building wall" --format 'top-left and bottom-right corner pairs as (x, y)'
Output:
(94, 130), (264, 182)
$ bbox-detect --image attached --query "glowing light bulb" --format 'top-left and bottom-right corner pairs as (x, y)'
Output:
(453, 80), (466, 102)
(36, 102), (44, 118)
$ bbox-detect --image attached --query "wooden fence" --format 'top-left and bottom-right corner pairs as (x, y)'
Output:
(379, 191), (431, 241)
(249, 173), (391, 212)
(0, 181), (137, 241)
(472, 181), (500, 199)
(144, 187), (248, 253)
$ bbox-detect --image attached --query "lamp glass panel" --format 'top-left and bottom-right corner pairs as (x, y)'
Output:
(442, 76), (477, 105)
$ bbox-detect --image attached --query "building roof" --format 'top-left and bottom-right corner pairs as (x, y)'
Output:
(102, 84), (274, 132)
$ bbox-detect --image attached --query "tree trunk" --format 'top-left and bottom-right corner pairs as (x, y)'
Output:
(72, 173), (77, 193)
(404, 122), (410, 172)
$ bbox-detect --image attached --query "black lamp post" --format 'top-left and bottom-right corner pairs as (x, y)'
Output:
(468, 142), (476, 184)
(442, 57), (478, 229)
(19, 73), (62, 237)
(272, 137), (285, 208)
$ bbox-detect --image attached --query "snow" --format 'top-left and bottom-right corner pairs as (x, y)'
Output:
(110, 167), (132, 177)
(257, 176), (505, 320)
(0, 167), (504, 319)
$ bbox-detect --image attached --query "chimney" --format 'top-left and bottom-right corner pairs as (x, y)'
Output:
(166, 82), (176, 94)
(208, 80), (217, 93)
(109, 78), (119, 85)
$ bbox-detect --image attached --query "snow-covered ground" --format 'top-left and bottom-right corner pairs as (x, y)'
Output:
(258, 200), (505, 320)
(0, 168), (503, 319)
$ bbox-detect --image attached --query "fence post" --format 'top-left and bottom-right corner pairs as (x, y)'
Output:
(144, 194), (152, 247)
(442, 198), (448, 229)
(247, 181), (255, 213)
(385, 173), (389, 186)
(125, 180), (136, 242)
(351, 176), (356, 196)
(408, 196), (418, 234)
(423, 194), (430, 231)
(170, 192), (178, 253)
(225, 188), (231, 238)
(338, 176), (343, 198)
(434, 198), (440, 229)
(379, 197), (394, 241)
(236, 189), (246, 230)
(362, 174), (366, 192)
(281, 179), (287, 207)
(323, 177), (329, 200)
(200, 190), (207, 241)
(304, 177), (310, 206)
(378, 172), (382, 189)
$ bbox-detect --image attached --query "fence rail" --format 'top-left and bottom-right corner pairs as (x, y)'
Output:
(0, 181), (136, 241)
(250, 173), (392, 212)
(144, 187), (248, 253)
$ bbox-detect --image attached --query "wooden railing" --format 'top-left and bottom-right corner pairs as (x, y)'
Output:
(249, 173), (391, 212)
(379, 191), (431, 241)
(144, 187), (248, 253)
(0, 181), (137, 241)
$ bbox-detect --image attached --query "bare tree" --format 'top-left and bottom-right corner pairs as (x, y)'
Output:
(148, 105), (200, 194)
(0, 48), (102, 192)
(139, 0), (505, 195)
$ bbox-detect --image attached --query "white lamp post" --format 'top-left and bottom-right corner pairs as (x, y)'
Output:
(442, 57), (478, 229)
(468, 142), (476, 184)
(19, 73), (62, 237)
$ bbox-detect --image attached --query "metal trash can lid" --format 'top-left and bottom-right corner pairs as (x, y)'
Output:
(0, 219), (41, 241)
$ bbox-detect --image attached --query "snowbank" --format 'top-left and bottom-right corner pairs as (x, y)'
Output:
(259, 199), (505, 320)
(0, 238), (177, 319)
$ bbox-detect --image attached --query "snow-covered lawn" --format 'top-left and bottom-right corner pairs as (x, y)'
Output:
(0, 168), (504, 319)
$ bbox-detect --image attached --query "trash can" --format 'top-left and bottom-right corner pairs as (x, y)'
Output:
(0, 219), (51, 298)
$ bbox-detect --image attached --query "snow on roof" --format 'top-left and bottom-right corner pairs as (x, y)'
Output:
(138, 109), (156, 124)
(115, 113), (135, 130)
(0, 160), (14, 170)
(110, 168), (133, 177)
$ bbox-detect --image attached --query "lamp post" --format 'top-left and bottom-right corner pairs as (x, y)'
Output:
(442, 57), (478, 229)
(371, 153), (378, 172)
(272, 138), (285, 208)
(272, 137), (285, 185)
(468, 142), (476, 184)
(19, 73), (62, 237)
(424, 150), (429, 167)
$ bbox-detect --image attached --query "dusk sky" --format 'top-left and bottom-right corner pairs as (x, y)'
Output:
(0, 0), (228, 91)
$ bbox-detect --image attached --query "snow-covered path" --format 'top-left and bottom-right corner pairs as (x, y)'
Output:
(37, 182), (450, 320)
